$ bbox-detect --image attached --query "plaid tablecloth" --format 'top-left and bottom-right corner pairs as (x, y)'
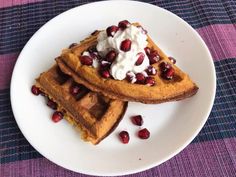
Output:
(0, 0), (236, 176)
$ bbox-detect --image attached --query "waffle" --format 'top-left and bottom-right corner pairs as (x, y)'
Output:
(56, 24), (198, 104)
(35, 65), (127, 145)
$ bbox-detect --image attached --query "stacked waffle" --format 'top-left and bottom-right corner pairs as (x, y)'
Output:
(34, 21), (198, 144)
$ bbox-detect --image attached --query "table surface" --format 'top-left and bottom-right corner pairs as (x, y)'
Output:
(0, 0), (236, 177)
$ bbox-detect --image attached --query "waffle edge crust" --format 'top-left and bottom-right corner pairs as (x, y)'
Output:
(36, 65), (128, 145)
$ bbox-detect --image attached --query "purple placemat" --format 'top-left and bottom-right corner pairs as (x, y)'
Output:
(0, 0), (236, 177)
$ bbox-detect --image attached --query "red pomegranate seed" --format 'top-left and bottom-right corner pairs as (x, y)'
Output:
(118, 20), (130, 30)
(101, 70), (110, 78)
(70, 84), (81, 96)
(135, 73), (145, 84)
(47, 99), (57, 110)
(126, 72), (136, 83)
(146, 65), (157, 75)
(106, 50), (117, 62)
(148, 51), (160, 64)
(120, 39), (132, 52)
(106, 25), (119, 37)
(135, 52), (145, 66)
(138, 128), (150, 139)
(144, 47), (151, 55)
(89, 52), (99, 60)
(31, 85), (40, 95)
(131, 115), (143, 126)
(163, 68), (175, 80)
(168, 56), (176, 64)
(159, 62), (171, 72)
(80, 56), (93, 65)
(119, 131), (130, 144)
(145, 77), (155, 86)
(136, 73), (145, 83)
(52, 111), (63, 123)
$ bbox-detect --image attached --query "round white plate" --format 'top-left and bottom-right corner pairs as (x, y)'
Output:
(11, 1), (216, 176)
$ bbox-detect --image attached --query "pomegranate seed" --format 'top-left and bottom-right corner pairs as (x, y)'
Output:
(131, 115), (143, 126)
(101, 70), (110, 78)
(89, 52), (99, 60)
(47, 99), (57, 110)
(69, 43), (77, 49)
(31, 85), (40, 95)
(162, 68), (175, 80)
(168, 56), (176, 64)
(126, 72), (136, 83)
(135, 52), (145, 65)
(160, 62), (171, 72)
(106, 50), (117, 62)
(70, 84), (81, 96)
(138, 128), (150, 139)
(135, 73), (145, 84)
(120, 39), (132, 52)
(119, 131), (130, 144)
(52, 111), (63, 123)
(137, 25), (147, 34)
(145, 77), (155, 86)
(144, 47), (151, 55)
(80, 56), (93, 65)
(118, 20), (130, 30)
(106, 25), (119, 37)
(146, 65), (157, 75)
(148, 51), (160, 64)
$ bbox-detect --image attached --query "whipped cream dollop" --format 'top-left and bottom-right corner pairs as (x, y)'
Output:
(96, 25), (149, 80)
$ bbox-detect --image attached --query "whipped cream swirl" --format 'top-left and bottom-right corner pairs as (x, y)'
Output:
(96, 25), (149, 80)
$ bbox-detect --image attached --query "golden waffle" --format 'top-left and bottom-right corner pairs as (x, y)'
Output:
(56, 23), (198, 104)
(35, 65), (127, 145)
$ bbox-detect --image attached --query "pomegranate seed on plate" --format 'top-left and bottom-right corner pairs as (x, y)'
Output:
(138, 128), (150, 139)
(131, 115), (143, 126)
(52, 111), (63, 123)
(119, 131), (130, 144)
(31, 85), (40, 95)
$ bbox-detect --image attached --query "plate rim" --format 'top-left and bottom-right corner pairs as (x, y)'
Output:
(10, 1), (216, 176)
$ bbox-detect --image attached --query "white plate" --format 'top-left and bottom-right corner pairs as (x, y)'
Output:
(10, 1), (216, 176)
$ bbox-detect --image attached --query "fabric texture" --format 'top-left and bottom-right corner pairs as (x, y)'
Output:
(0, 0), (236, 176)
